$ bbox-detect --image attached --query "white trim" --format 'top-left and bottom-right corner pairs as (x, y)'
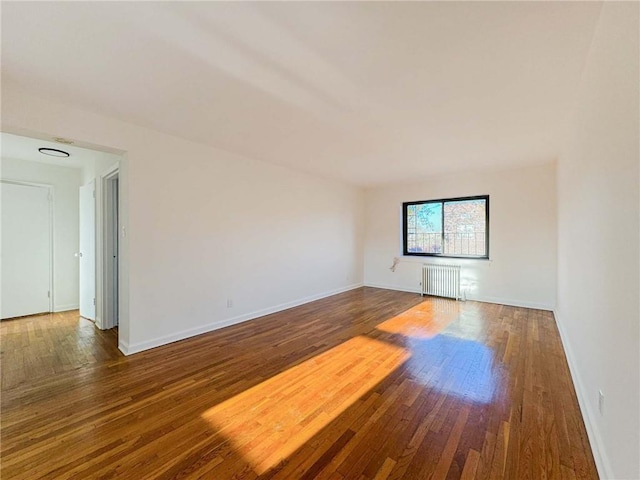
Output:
(118, 339), (131, 355)
(79, 179), (97, 321)
(1, 179), (55, 313)
(54, 304), (79, 312)
(465, 294), (553, 311)
(363, 283), (421, 294)
(100, 163), (120, 180)
(553, 310), (612, 480)
(363, 283), (553, 311)
(119, 283), (363, 355)
(97, 164), (120, 331)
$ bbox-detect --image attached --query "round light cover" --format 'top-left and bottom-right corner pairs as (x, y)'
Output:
(39, 147), (70, 157)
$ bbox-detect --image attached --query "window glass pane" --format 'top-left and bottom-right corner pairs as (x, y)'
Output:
(443, 199), (486, 256)
(406, 202), (442, 253)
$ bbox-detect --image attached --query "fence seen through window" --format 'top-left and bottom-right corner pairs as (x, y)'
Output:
(403, 196), (489, 258)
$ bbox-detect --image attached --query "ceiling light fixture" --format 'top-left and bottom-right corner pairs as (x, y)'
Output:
(39, 147), (70, 157)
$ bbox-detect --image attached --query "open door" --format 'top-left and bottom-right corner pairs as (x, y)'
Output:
(79, 180), (96, 320)
(103, 174), (119, 328)
(1, 182), (52, 319)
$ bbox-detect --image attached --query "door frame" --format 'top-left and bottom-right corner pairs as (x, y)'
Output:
(1, 179), (55, 314)
(96, 163), (120, 330)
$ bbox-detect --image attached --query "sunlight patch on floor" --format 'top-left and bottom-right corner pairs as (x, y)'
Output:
(375, 300), (498, 404)
(376, 299), (459, 339)
(200, 334), (409, 474)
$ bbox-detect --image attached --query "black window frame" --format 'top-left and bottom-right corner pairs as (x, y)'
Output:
(402, 195), (490, 259)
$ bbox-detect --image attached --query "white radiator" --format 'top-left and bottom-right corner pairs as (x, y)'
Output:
(421, 264), (461, 300)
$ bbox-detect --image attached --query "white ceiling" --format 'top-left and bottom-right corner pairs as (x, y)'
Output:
(1, 132), (117, 170)
(1, 2), (602, 186)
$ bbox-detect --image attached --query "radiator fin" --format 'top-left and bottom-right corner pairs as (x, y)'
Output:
(421, 264), (461, 300)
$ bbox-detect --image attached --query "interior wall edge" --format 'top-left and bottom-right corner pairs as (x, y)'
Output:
(119, 282), (364, 356)
(363, 283), (554, 311)
(553, 309), (612, 480)
(362, 283), (421, 295)
(53, 304), (79, 313)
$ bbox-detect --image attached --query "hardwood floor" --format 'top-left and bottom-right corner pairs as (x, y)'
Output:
(0, 311), (120, 390)
(0, 288), (598, 479)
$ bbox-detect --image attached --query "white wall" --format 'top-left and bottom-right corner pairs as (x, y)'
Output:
(364, 163), (557, 310)
(1, 89), (365, 354)
(81, 153), (120, 185)
(556, 3), (639, 479)
(127, 151), (364, 352)
(1, 158), (82, 311)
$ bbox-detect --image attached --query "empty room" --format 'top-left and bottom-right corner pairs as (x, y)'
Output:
(1, 2), (638, 480)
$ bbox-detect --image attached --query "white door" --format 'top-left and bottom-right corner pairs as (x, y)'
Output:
(104, 177), (119, 328)
(79, 181), (96, 320)
(1, 182), (51, 319)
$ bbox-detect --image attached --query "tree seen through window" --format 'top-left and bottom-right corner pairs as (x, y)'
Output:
(403, 196), (488, 258)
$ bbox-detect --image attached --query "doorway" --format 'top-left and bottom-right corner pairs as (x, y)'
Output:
(101, 169), (119, 329)
(1, 131), (127, 353)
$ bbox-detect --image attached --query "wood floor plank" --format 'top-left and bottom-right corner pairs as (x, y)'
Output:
(0, 289), (598, 479)
(372, 457), (396, 480)
(460, 449), (480, 480)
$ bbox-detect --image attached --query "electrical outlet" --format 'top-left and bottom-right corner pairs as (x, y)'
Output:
(226, 299), (233, 308)
(598, 390), (604, 415)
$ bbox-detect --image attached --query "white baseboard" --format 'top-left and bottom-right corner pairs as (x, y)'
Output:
(121, 283), (364, 356)
(363, 283), (553, 311)
(553, 310), (612, 480)
(466, 294), (553, 311)
(363, 283), (421, 294)
(118, 339), (130, 355)
(54, 304), (79, 312)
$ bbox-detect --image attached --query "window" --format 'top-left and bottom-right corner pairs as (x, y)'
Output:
(403, 195), (489, 258)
